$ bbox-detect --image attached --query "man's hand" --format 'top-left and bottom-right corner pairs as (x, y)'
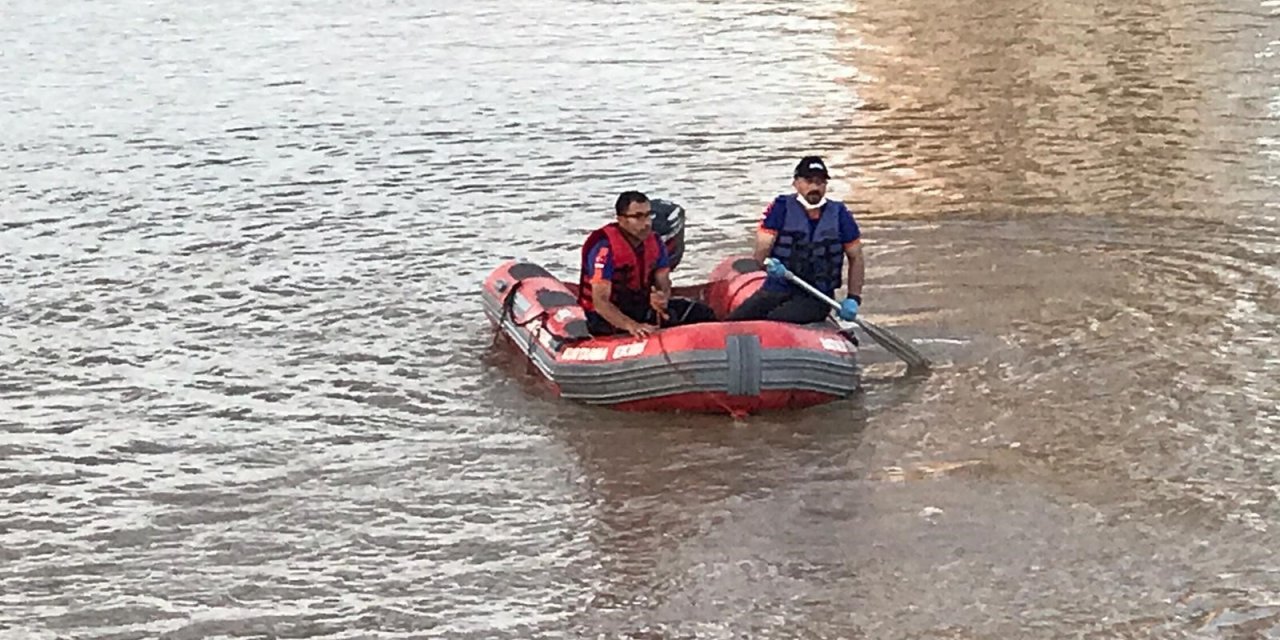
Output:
(649, 287), (669, 323)
(624, 320), (659, 338)
(763, 257), (787, 278)
(762, 257), (788, 285)
(838, 298), (859, 321)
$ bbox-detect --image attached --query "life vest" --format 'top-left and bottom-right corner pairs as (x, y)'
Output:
(577, 223), (661, 316)
(768, 195), (847, 296)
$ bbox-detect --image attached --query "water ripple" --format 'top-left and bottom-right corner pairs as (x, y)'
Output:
(4, 0), (1280, 636)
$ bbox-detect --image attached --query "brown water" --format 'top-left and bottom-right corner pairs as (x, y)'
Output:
(3, 0), (1279, 637)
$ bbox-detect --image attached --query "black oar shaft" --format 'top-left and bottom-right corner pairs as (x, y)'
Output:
(776, 266), (932, 374)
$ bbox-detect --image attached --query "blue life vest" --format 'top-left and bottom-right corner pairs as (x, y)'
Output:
(767, 195), (847, 297)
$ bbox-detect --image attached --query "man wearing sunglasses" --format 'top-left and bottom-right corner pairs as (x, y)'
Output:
(727, 155), (865, 324)
(577, 191), (714, 338)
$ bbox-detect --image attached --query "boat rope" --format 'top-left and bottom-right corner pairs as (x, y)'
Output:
(492, 280), (523, 347)
(723, 279), (760, 317)
(493, 279), (548, 349)
(526, 322), (543, 360)
(651, 312), (748, 419)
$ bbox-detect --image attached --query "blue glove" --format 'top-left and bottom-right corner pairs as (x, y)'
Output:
(838, 298), (860, 321)
(763, 257), (787, 282)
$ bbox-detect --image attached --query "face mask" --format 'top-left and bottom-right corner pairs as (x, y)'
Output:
(796, 191), (827, 210)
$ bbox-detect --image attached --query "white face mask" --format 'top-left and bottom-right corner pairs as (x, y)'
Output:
(796, 191), (827, 210)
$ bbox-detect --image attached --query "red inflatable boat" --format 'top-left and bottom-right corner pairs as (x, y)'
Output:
(480, 201), (859, 416)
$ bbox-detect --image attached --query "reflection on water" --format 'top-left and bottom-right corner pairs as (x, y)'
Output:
(2, 0), (1279, 637)
(836, 0), (1280, 222)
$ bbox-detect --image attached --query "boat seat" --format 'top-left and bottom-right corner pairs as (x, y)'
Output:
(508, 262), (554, 281)
(536, 290), (576, 308)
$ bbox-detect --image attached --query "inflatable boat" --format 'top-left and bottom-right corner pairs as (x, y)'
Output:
(480, 200), (859, 416)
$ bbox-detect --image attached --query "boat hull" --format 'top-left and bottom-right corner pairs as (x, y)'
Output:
(481, 256), (859, 415)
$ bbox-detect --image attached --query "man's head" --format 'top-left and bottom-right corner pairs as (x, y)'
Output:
(792, 155), (830, 207)
(614, 190), (652, 239)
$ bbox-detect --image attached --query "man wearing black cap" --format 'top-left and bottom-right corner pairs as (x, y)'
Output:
(726, 155), (865, 324)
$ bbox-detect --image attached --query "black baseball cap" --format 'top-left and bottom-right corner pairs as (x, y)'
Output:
(794, 156), (830, 179)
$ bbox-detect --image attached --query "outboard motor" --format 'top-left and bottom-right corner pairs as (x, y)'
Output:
(650, 198), (686, 271)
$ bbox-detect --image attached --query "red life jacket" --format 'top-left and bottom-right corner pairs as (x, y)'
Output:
(577, 223), (660, 315)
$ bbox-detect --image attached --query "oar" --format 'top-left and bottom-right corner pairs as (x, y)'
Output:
(765, 258), (932, 374)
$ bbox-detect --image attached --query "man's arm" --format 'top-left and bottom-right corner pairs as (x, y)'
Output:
(837, 205), (865, 301)
(592, 280), (650, 336)
(844, 240), (865, 301)
(649, 268), (673, 323)
(652, 241), (674, 299)
(753, 199), (784, 264)
(653, 268), (672, 298)
(752, 229), (776, 264)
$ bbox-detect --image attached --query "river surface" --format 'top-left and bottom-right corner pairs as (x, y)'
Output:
(3, 0), (1280, 637)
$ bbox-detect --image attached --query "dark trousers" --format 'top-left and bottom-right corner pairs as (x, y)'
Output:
(586, 297), (717, 336)
(725, 288), (830, 324)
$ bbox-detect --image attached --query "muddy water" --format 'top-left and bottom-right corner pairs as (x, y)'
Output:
(2, 0), (1278, 637)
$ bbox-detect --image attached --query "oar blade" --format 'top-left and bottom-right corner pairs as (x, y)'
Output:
(855, 317), (932, 374)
